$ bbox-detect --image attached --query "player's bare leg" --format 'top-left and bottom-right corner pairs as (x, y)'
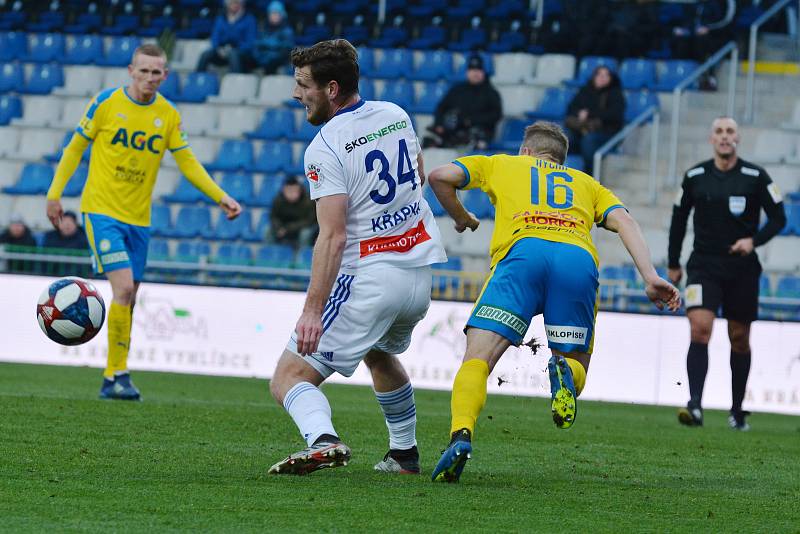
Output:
(365, 350), (420, 474)
(99, 268), (140, 400)
(268, 350), (351, 475)
(549, 350), (590, 429)
(678, 308), (714, 426)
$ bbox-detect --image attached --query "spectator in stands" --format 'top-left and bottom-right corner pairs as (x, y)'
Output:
(565, 66), (625, 176)
(556, 0), (610, 57)
(0, 215), (36, 247)
(603, 0), (660, 59)
(268, 176), (317, 249)
(196, 0), (258, 74)
(671, 0), (735, 89)
(423, 55), (502, 151)
(252, 1), (294, 75)
(42, 211), (88, 250)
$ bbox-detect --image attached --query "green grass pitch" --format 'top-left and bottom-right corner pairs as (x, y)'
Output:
(2, 362), (799, 532)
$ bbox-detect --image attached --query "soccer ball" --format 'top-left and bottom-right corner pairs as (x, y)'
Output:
(37, 277), (106, 345)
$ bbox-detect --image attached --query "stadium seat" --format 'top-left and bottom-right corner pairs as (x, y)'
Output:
(54, 65), (103, 97)
(97, 37), (140, 67)
(775, 276), (800, 298)
(624, 91), (660, 122)
(216, 107), (259, 139)
(0, 9), (26, 31)
(753, 131), (796, 164)
(62, 13), (103, 34)
(411, 50), (453, 81)
(653, 60), (698, 92)
(600, 264), (637, 284)
(102, 68), (131, 89)
(449, 26), (488, 52)
(567, 56), (619, 88)
(165, 206), (211, 238)
(218, 172), (255, 204)
(211, 73), (259, 104)
(409, 81), (449, 114)
(203, 209), (253, 241)
(22, 64), (64, 94)
(462, 189), (494, 219)
(252, 176), (284, 208)
(176, 15), (215, 39)
(565, 154), (585, 172)
(341, 22), (370, 47)
(140, 15), (177, 38)
(0, 32), (27, 61)
(147, 238), (171, 261)
(24, 33), (65, 63)
(532, 54), (575, 86)
(781, 202), (800, 235)
(370, 23), (409, 49)
(45, 130), (91, 163)
(162, 176), (208, 203)
(0, 63), (25, 93)
(249, 141), (294, 174)
(103, 14), (139, 36)
(207, 139), (253, 172)
(359, 79), (376, 101)
(290, 119), (320, 143)
(175, 240), (211, 262)
(432, 256), (463, 294)
(175, 103), (215, 136)
(175, 72), (219, 103)
(379, 80), (415, 109)
(246, 108), (295, 140)
(61, 164), (88, 197)
(493, 53), (536, 85)
(408, 25), (447, 50)
(620, 59), (657, 90)
(30, 11), (65, 34)
(246, 210), (271, 241)
(0, 126), (19, 157)
(423, 185), (446, 217)
(497, 85), (539, 116)
(373, 49), (413, 79)
(215, 243), (252, 266)
(295, 245), (313, 269)
(527, 87), (575, 122)
(356, 47), (375, 77)
(255, 244), (295, 268)
(2, 163), (54, 194)
(149, 204), (173, 237)
(490, 117), (528, 151)
(295, 22), (333, 47)
(250, 75), (295, 107)
(11, 95), (61, 127)
(158, 73), (180, 101)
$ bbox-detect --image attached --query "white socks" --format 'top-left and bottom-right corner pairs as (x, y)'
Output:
(283, 382), (337, 447)
(374, 382), (417, 450)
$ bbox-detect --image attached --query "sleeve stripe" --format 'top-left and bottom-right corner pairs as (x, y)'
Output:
(453, 160), (471, 189)
(600, 204), (627, 226)
(75, 128), (92, 141)
(85, 87), (117, 120)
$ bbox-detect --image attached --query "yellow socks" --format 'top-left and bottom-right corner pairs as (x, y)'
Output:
(566, 358), (587, 396)
(450, 359), (490, 435)
(104, 301), (132, 378)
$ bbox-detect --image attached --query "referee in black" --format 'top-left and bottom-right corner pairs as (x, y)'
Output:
(668, 117), (786, 431)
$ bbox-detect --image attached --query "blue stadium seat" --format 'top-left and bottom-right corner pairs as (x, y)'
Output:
(359, 79), (376, 101)
(411, 50), (453, 81)
(490, 117), (528, 151)
(24, 33), (65, 63)
(295, 23), (333, 47)
(245, 210), (271, 241)
(624, 91), (660, 122)
(250, 142), (294, 174)
(488, 25), (527, 53)
(45, 131), (91, 163)
(64, 34), (104, 65)
(290, 119), (320, 143)
(759, 275), (772, 296)
(62, 164), (88, 197)
(449, 0), (486, 19)
(163, 176), (208, 203)
(653, 60), (698, 92)
(0, 10), (26, 31)
(0, 94), (23, 125)
(140, 15), (177, 38)
(0, 32), (27, 61)
(449, 27), (488, 52)
(21, 63), (63, 94)
(423, 185), (446, 217)
(565, 154), (584, 172)
(462, 189), (494, 219)
(600, 265), (637, 284)
(620, 59), (657, 90)
(370, 25), (409, 49)
(207, 140), (253, 172)
(0, 63), (24, 93)
(147, 238), (171, 261)
(295, 245), (313, 269)
(157, 73), (180, 101)
(780, 202), (800, 235)
(97, 37), (140, 67)
(409, 80), (449, 114)
(218, 172), (255, 204)
(331, 0), (370, 16)
(408, 25), (447, 50)
(3, 163), (54, 194)
(149, 204), (172, 237)
(379, 80), (414, 109)
(342, 22), (370, 47)
(567, 56), (619, 88)
(63, 13), (103, 34)
(165, 206), (211, 238)
(432, 256), (463, 294)
(373, 49), (413, 79)
(215, 243), (252, 266)
(255, 244), (295, 268)
(203, 210), (253, 241)
(103, 14), (139, 36)
(775, 276), (800, 298)
(485, 0), (525, 19)
(247, 108), (295, 140)
(175, 240), (211, 262)
(408, 0), (448, 18)
(252, 177), (284, 208)
(356, 47), (375, 77)
(175, 72), (219, 103)
(527, 87), (575, 122)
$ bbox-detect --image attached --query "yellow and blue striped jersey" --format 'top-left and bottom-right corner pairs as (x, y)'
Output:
(75, 87), (189, 226)
(455, 154), (625, 267)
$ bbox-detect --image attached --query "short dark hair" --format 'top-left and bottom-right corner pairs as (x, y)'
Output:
(522, 121), (569, 164)
(291, 39), (359, 98)
(132, 43), (167, 63)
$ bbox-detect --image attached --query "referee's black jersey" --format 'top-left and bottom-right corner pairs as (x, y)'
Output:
(668, 158), (787, 267)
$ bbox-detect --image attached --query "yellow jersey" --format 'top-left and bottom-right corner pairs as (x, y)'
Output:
(75, 87), (189, 226)
(455, 154), (625, 267)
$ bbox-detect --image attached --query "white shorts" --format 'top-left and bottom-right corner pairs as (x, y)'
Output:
(287, 264), (432, 378)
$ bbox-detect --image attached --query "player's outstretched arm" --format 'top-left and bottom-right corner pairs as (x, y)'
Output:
(173, 147), (241, 219)
(46, 134), (91, 228)
(604, 208), (682, 312)
(428, 163), (479, 233)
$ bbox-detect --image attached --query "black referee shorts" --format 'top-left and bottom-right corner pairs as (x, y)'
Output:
(685, 252), (761, 322)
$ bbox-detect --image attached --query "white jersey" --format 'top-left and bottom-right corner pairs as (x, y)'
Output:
(303, 100), (447, 269)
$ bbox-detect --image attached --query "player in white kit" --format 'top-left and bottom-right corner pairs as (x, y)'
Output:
(268, 40), (447, 476)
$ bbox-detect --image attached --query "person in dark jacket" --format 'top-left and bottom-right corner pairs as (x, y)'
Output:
(42, 210), (88, 250)
(0, 215), (36, 247)
(268, 176), (317, 248)
(252, 1), (294, 74)
(197, 0), (258, 73)
(565, 66), (625, 176)
(423, 55), (503, 150)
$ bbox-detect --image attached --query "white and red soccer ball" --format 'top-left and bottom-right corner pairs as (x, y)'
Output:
(36, 277), (106, 345)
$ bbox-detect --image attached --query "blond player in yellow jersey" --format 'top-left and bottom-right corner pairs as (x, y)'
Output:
(428, 121), (681, 482)
(45, 44), (242, 400)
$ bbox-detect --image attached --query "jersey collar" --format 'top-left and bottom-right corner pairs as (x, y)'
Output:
(123, 87), (157, 106)
(332, 98), (365, 118)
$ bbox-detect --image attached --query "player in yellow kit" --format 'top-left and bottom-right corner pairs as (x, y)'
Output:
(45, 44), (242, 400)
(428, 121), (681, 482)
